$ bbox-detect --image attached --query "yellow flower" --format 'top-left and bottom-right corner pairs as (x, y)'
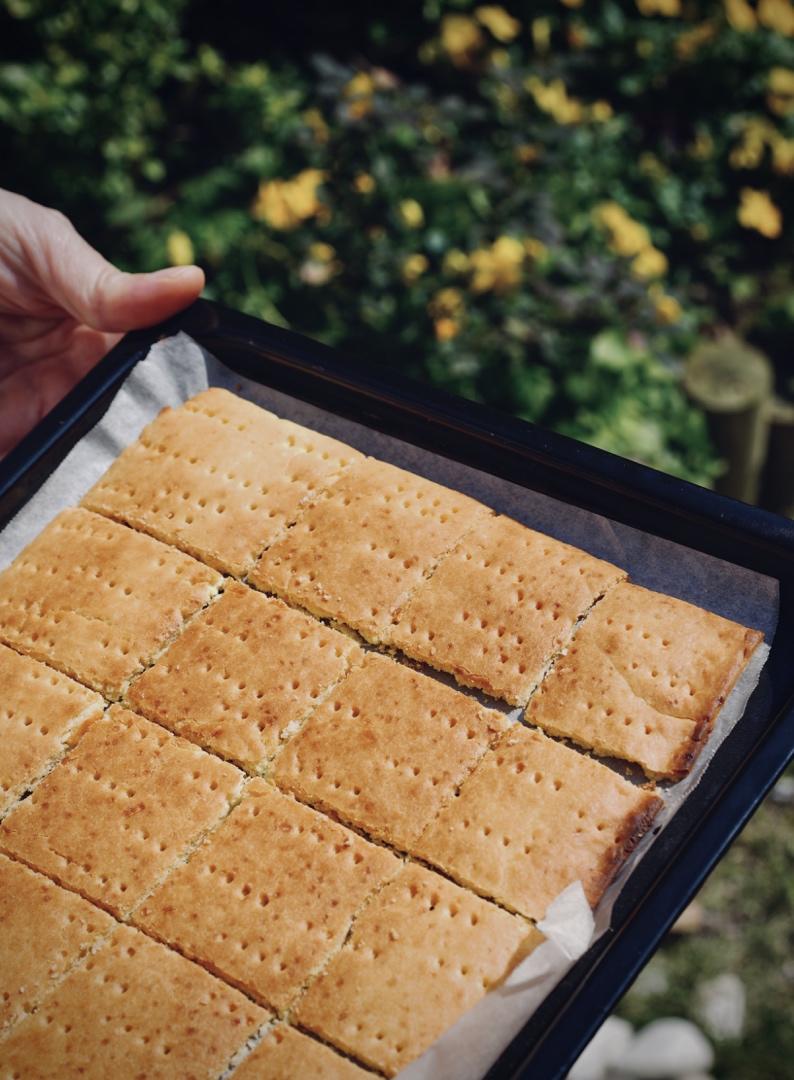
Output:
(631, 246), (668, 279)
(525, 76), (608, 124)
(515, 143), (541, 164)
(252, 168), (326, 231)
(429, 287), (464, 318)
(639, 152), (667, 179)
(758, 0), (794, 35)
(434, 317), (460, 342)
(308, 242), (335, 262)
(526, 76), (584, 124)
(768, 66), (794, 115)
(636, 0), (682, 16)
(489, 48), (511, 69)
(688, 131), (715, 159)
(650, 288), (683, 324)
(469, 236), (525, 293)
(594, 202), (652, 257)
(738, 188), (783, 237)
(166, 230), (194, 266)
(443, 248), (470, 274)
(440, 14), (485, 67)
(475, 6), (521, 42)
(523, 237), (548, 261)
(344, 72), (376, 120)
(399, 199), (425, 229)
(240, 63), (268, 90)
(771, 134), (794, 174)
(561, 0), (584, 8)
(769, 66), (794, 93)
(345, 73), (375, 98)
(402, 253), (429, 282)
(731, 116), (794, 172)
(302, 108), (329, 144)
(724, 0), (757, 30)
(730, 117), (770, 168)
(676, 21), (717, 59)
(353, 172), (376, 194)
(591, 100), (613, 122)
(300, 245), (340, 285)
(532, 17), (552, 52)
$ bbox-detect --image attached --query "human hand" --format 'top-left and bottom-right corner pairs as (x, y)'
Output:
(0, 188), (204, 456)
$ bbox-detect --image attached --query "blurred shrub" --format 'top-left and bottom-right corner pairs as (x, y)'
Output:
(2, 0), (793, 483)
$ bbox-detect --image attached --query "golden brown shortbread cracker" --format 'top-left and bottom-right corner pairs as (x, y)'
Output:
(250, 457), (490, 641)
(0, 854), (115, 1032)
(414, 725), (661, 920)
(0, 644), (104, 818)
(0, 706), (243, 917)
(83, 388), (362, 576)
(126, 583), (360, 771)
(134, 780), (399, 1012)
(233, 1025), (373, 1080)
(527, 581), (763, 778)
(295, 863), (540, 1077)
(0, 923), (267, 1080)
(388, 515), (625, 705)
(274, 653), (507, 848)
(0, 508), (221, 698)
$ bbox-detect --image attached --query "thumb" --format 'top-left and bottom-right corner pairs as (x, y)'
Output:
(83, 264), (206, 332)
(17, 194), (204, 331)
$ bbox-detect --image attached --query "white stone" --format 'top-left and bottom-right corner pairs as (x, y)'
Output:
(671, 901), (705, 934)
(619, 1018), (714, 1077)
(770, 775), (794, 805)
(630, 961), (669, 999)
(695, 973), (746, 1040)
(568, 1017), (633, 1080)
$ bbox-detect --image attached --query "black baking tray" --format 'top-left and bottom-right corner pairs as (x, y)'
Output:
(2, 299), (793, 1079)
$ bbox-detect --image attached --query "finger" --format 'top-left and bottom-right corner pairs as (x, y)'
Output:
(0, 327), (117, 456)
(11, 193), (204, 332)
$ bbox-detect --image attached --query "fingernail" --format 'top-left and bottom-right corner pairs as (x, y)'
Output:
(156, 265), (201, 280)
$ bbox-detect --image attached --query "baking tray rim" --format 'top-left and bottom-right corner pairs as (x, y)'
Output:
(1, 298), (793, 1080)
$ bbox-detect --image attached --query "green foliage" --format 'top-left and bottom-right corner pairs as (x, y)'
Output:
(3, 0), (792, 484)
(619, 764), (794, 1080)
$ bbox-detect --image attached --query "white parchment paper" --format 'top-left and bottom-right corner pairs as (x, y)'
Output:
(0, 333), (778, 1079)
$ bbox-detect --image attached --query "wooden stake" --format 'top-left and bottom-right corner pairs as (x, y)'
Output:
(684, 335), (773, 504)
(760, 398), (794, 518)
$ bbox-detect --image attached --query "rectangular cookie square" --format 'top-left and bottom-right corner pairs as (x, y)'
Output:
(250, 457), (491, 641)
(126, 582), (361, 771)
(82, 388), (362, 576)
(295, 862), (541, 1077)
(0, 508), (222, 698)
(232, 1024), (373, 1080)
(388, 514), (626, 705)
(0, 706), (243, 917)
(527, 581), (764, 778)
(0, 854), (115, 1032)
(0, 643), (104, 819)
(413, 725), (661, 921)
(274, 653), (507, 849)
(0, 923), (267, 1080)
(134, 780), (400, 1012)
